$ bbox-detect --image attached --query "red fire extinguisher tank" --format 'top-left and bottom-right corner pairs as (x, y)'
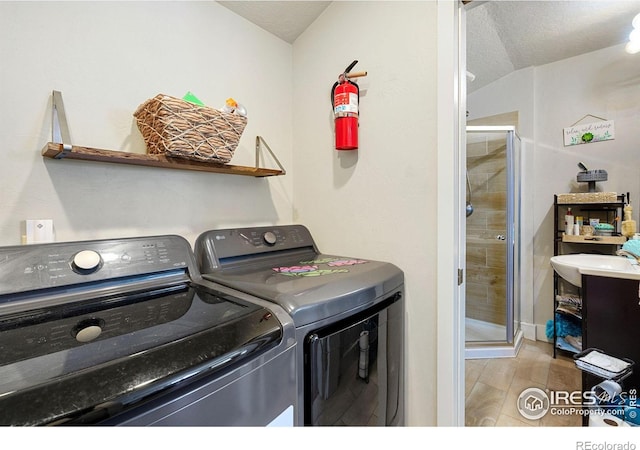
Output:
(332, 80), (359, 150)
(331, 60), (365, 151)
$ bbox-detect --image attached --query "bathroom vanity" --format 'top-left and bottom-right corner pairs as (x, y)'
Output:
(581, 274), (640, 395)
(574, 273), (639, 426)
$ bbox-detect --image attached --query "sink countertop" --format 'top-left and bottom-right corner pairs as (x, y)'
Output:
(550, 253), (640, 287)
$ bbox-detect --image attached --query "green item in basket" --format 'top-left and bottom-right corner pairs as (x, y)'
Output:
(182, 91), (205, 106)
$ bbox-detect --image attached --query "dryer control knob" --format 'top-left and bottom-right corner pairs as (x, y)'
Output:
(72, 250), (102, 273)
(263, 231), (277, 246)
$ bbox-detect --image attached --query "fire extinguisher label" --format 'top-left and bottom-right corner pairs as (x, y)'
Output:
(334, 92), (358, 115)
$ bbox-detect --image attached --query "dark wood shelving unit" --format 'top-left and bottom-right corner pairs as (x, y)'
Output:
(552, 193), (628, 358)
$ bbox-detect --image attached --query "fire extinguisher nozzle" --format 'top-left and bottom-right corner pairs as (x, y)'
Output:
(345, 60), (358, 74)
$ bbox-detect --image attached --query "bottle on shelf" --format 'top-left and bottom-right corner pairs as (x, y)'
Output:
(565, 207), (574, 235)
(622, 204), (637, 238)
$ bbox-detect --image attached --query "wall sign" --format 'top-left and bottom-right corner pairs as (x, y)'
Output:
(563, 119), (615, 146)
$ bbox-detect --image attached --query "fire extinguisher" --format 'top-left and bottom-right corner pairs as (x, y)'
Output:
(331, 60), (367, 150)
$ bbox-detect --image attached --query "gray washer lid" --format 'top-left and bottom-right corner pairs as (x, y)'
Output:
(202, 253), (404, 327)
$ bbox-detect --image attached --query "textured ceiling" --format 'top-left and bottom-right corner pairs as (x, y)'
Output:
(466, 1), (640, 92)
(217, 1), (331, 43)
(217, 1), (640, 91)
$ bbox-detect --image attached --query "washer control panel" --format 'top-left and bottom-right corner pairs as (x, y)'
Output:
(0, 235), (192, 298)
(196, 225), (317, 271)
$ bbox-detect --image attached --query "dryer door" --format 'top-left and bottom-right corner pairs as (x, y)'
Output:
(304, 292), (403, 426)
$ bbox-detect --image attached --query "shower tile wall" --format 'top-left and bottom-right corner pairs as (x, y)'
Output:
(466, 135), (507, 326)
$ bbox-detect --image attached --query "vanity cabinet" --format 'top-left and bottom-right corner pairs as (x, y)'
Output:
(552, 194), (627, 357)
(581, 274), (640, 407)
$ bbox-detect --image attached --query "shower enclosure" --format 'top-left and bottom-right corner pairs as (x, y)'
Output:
(465, 126), (522, 358)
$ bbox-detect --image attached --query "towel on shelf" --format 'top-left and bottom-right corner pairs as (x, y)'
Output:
(546, 314), (581, 340)
(579, 351), (631, 374)
(621, 239), (640, 258)
(555, 293), (582, 308)
(565, 335), (582, 351)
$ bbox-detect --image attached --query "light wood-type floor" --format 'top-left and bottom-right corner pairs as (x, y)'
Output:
(465, 339), (583, 426)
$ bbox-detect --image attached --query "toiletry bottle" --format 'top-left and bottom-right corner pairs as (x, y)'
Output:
(622, 204), (637, 238)
(575, 216), (583, 236)
(565, 207), (574, 235)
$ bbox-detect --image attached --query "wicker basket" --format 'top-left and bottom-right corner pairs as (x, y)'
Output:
(133, 94), (247, 164)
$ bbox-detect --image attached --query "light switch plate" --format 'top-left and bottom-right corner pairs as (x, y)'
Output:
(25, 219), (54, 244)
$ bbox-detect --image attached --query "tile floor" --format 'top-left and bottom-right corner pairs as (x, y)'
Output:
(465, 338), (583, 426)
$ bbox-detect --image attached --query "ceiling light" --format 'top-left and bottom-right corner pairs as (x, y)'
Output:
(626, 40), (640, 55)
(626, 13), (640, 54)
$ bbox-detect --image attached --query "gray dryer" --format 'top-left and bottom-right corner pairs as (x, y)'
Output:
(195, 224), (405, 426)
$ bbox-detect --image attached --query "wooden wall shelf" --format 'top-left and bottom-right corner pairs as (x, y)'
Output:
(41, 142), (284, 178)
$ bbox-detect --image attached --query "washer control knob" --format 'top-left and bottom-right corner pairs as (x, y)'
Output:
(72, 319), (104, 343)
(75, 325), (103, 343)
(263, 231), (277, 246)
(72, 250), (102, 273)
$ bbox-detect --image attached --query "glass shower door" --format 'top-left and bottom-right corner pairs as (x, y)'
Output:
(465, 126), (521, 348)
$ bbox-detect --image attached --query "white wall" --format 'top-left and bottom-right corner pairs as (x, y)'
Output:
(0, 1), (294, 247)
(468, 43), (640, 338)
(533, 44), (640, 331)
(292, 1), (440, 425)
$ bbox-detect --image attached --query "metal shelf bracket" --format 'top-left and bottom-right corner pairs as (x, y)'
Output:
(255, 136), (286, 175)
(51, 90), (72, 159)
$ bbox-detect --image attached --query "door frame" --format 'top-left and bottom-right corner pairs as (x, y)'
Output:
(436, 0), (466, 426)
